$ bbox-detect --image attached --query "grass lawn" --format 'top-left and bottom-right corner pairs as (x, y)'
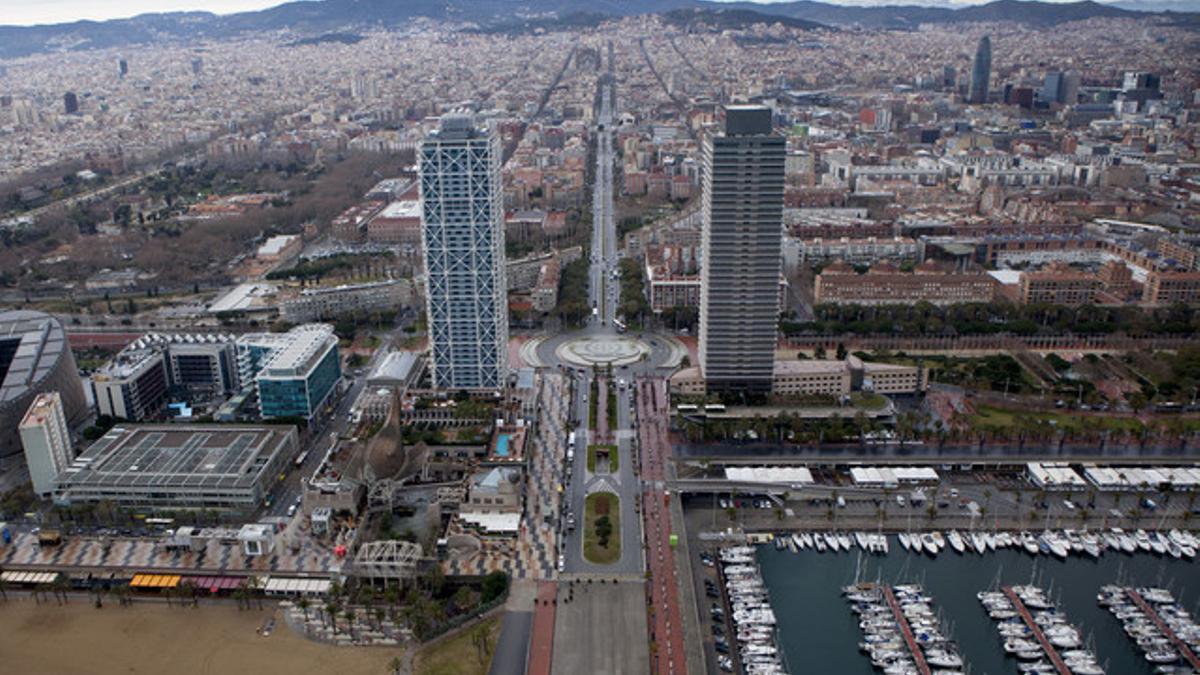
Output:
(608, 388), (618, 425)
(589, 377), (599, 430)
(586, 444), (618, 473)
(416, 615), (502, 675)
(970, 404), (1145, 435)
(583, 491), (621, 565)
(849, 392), (888, 411)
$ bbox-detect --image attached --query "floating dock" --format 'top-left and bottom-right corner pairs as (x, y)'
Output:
(1127, 588), (1200, 672)
(882, 585), (931, 675)
(1001, 586), (1072, 675)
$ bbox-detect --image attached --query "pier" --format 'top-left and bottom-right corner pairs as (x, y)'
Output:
(1001, 586), (1071, 675)
(1126, 588), (1200, 672)
(881, 585), (931, 675)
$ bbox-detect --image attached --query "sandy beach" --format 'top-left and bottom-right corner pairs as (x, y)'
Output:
(0, 596), (403, 675)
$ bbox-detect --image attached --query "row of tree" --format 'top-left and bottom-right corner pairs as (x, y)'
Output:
(792, 302), (1200, 337)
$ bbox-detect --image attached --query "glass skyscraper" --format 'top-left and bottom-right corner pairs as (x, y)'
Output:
(698, 105), (786, 397)
(419, 114), (508, 392)
(968, 35), (992, 104)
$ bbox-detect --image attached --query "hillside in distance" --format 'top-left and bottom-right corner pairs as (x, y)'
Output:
(0, 0), (1193, 59)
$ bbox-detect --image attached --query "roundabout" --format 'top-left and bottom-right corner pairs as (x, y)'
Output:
(554, 334), (651, 368)
(521, 328), (688, 371)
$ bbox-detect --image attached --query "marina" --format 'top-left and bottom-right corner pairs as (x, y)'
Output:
(1099, 584), (1200, 672)
(754, 534), (1200, 675)
(772, 528), (1200, 561)
(844, 581), (968, 675)
(715, 545), (786, 675)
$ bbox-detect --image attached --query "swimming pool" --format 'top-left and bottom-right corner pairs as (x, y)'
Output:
(495, 433), (511, 457)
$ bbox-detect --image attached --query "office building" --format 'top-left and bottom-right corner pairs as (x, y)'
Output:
(0, 310), (88, 459)
(673, 356), (925, 398)
(968, 36), (992, 104)
(246, 325), (341, 420)
(20, 393), (73, 497)
(92, 350), (170, 421)
(118, 59), (128, 78)
(63, 91), (79, 115)
(55, 424), (298, 510)
(1122, 71), (1161, 92)
(698, 105), (786, 396)
(1041, 71), (1063, 104)
(419, 114), (509, 392)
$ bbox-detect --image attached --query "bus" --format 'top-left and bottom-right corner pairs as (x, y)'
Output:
(613, 318), (626, 334)
(676, 404), (699, 414)
(567, 431), (577, 449)
(704, 404), (726, 414)
(144, 518), (175, 527)
(294, 450), (309, 468)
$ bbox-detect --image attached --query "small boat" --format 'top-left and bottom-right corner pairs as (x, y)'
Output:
(947, 530), (966, 554)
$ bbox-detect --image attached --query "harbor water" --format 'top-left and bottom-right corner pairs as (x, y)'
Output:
(758, 541), (1200, 674)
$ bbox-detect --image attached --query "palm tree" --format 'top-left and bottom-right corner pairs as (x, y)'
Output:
(388, 657), (403, 675)
(52, 576), (70, 605)
(297, 597), (311, 622)
(326, 601), (339, 633)
(373, 606), (386, 630)
(343, 609), (357, 639)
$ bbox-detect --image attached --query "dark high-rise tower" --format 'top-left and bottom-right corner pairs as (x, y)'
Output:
(63, 91), (78, 115)
(968, 35), (992, 104)
(698, 105), (786, 397)
(119, 59), (128, 78)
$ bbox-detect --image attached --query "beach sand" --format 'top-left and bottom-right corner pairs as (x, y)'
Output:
(0, 596), (402, 675)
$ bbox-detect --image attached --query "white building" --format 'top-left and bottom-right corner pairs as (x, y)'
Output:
(419, 114), (509, 392)
(19, 393), (73, 496)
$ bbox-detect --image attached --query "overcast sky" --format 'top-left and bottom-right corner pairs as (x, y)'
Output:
(1, 1), (287, 26)
(0, 0), (1143, 27)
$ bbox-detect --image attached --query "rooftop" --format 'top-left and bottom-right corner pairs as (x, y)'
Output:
(376, 200), (420, 219)
(0, 310), (70, 406)
(19, 392), (61, 428)
(58, 425), (294, 492)
(258, 325), (336, 377)
(368, 350), (421, 385)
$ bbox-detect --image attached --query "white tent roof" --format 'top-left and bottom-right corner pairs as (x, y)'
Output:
(725, 467), (814, 485)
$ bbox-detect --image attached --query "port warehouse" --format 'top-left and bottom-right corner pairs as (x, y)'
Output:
(0, 569), (330, 597)
(52, 424), (298, 510)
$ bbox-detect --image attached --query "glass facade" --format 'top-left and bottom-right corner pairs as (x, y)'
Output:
(258, 345), (340, 419)
(419, 116), (508, 392)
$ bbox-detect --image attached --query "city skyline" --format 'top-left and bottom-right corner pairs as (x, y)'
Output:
(0, 4), (1197, 674)
(1, 0), (1190, 27)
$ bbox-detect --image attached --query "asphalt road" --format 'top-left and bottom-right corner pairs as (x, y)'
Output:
(259, 341), (385, 520)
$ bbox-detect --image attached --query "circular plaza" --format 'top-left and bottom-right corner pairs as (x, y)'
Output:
(553, 335), (651, 368)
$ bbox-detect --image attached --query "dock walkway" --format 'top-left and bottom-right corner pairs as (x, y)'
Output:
(1001, 586), (1071, 675)
(881, 585), (931, 675)
(1126, 588), (1200, 673)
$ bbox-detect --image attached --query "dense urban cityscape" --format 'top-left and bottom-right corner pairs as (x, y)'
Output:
(1, 0), (1200, 674)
